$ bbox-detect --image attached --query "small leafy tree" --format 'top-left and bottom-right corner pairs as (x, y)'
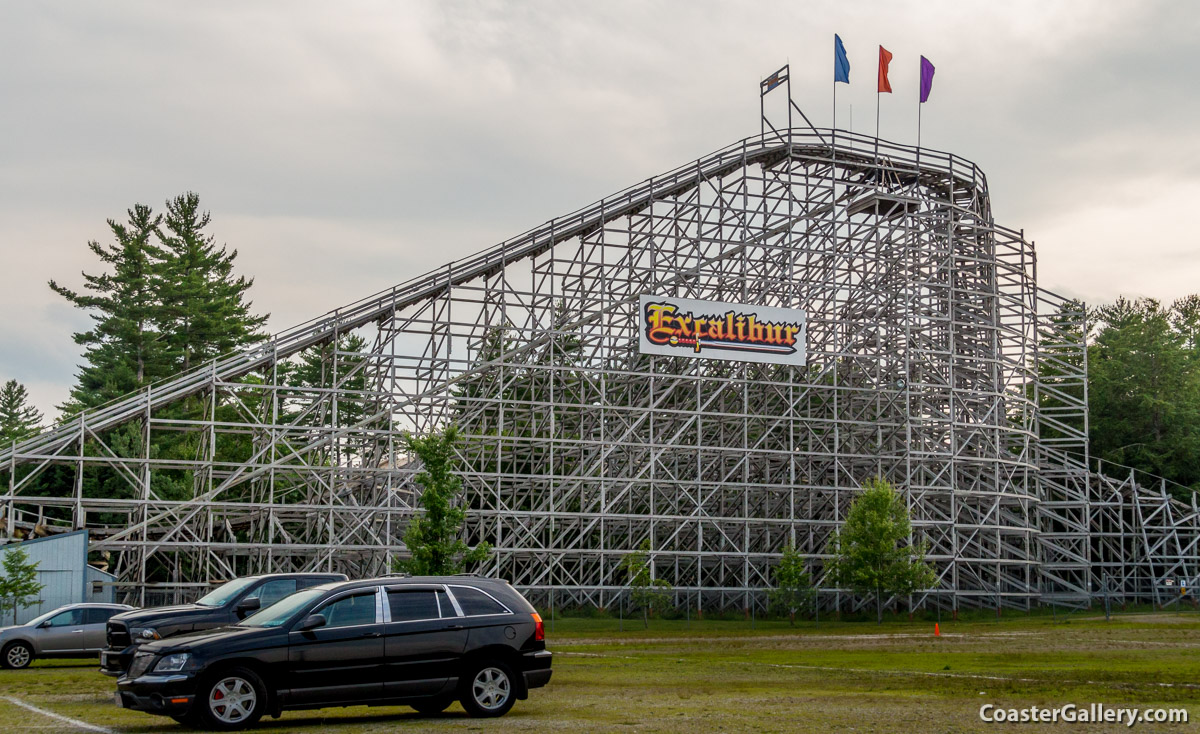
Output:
(0, 547), (44, 625)
(392, 425), (492, 575)
(827, 478), (937, 624)
(620, 540), (672, 629)
(769, 543), (814, 626)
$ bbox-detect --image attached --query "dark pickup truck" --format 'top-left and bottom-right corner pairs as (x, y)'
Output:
(101, 573), (346, 676)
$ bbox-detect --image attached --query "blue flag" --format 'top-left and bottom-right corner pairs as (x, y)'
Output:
(834, 34), (850, 84)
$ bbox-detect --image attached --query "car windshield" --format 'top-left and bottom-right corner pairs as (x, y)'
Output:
(238, 588), (325, 628)
(194, 577), (259, 608)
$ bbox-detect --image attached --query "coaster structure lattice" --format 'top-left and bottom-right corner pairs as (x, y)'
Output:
(3, 128), (1198, 612)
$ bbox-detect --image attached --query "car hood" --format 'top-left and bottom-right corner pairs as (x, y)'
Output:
(140, 624), (279, 654)
(0, 625), (23, 638)
(112, 604), (217, 626)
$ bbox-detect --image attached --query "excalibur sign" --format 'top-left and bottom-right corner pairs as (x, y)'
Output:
(638, 295), (808, 366)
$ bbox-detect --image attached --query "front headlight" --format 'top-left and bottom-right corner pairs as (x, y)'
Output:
(154, 652), (191, 672)
(136, 628), (160, 641)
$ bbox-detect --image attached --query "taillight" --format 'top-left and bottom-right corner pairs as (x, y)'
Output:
(531, 612), (545, 641)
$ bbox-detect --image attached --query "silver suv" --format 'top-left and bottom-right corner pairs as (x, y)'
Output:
(1, 603), (134, 669)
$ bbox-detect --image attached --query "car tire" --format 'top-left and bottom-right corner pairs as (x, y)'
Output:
(2, 641), (34, 669)
(458, 659), (517, 718)
(411, 695), (455, 715)
(193, 667), (267, 731)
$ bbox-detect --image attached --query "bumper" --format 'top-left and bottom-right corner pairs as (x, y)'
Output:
(522, 649), (553, 690)
(116, 673), (199, 715)
(100, 648), (135, 677)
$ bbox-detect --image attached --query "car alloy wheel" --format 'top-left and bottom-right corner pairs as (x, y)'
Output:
(471, 666), (511, 711)
(4, 643), (32, 669)
(208, 675), (257, 724)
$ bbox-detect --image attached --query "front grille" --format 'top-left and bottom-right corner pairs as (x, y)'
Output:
(128, 651), (154, 679)
(107, 620), (130, 649)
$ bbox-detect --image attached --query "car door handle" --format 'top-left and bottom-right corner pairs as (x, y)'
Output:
(71, 630), (84, 634)
(443, 624), (465, 631)
(360, 631), (381, 638)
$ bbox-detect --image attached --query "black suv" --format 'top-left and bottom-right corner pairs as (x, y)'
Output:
(102, 573), (346, 677)
(115, 575), (551, 729)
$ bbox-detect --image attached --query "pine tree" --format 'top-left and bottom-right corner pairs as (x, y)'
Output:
(47, 194), (269, 503)
(156, 192), (267, 373)
(1032, 299), (1088, 452)
(49, 204), (166, 412)
(1088, 297), (1200, 498)
(287, 334), (368, 429)
(0, 380), (43, 446)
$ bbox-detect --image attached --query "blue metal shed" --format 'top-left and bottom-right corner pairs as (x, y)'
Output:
(0, 530), (115, 624)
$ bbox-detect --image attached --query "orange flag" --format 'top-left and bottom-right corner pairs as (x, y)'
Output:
(878, 46), (893, 93)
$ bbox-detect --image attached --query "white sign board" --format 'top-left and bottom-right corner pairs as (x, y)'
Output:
(637, 295), (807, 366)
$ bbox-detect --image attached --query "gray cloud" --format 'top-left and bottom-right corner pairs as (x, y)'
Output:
(1, 0), (1197, 417)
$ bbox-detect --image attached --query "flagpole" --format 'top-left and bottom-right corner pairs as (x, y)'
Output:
(760, 75), (765, 137)
(916, 57), (921, 151)
(917, 56), (935, 156)
(876, 90), (880, 139)
(916, 97), (922, 175)
(787, 66), (793, 137)
(918, 101), (922, 151)
(875, 89), (880, 160)
(916, 56), (922, 152)
(873, 48), (879, 159)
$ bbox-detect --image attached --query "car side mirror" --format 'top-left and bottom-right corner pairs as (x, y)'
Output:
(298, 614), (327, 631)
(235, 597), (261, 618)
(38, 621), (52, 629)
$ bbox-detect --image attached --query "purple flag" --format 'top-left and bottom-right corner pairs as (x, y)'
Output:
(920, 56), (936, 103)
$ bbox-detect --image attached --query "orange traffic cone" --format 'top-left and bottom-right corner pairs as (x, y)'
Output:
(934, 622), (941, 637)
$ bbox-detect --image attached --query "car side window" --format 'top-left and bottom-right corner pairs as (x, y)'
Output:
(246, 579), (297, 608)
(387, 590), (439, 622)
(83, 608), (117, 625)
(436, 589), (454, 618)
(317, 592), (377, 628)
(451, 587), (509, 616)
(46, 609), (85, 627)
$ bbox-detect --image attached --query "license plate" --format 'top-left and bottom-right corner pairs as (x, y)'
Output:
(114, 691), (123, 708)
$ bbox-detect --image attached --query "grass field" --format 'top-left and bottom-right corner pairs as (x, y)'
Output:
(2, 613), (1198, 733)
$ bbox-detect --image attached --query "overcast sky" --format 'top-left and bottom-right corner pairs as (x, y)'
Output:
(2, 1), (1197, 417)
